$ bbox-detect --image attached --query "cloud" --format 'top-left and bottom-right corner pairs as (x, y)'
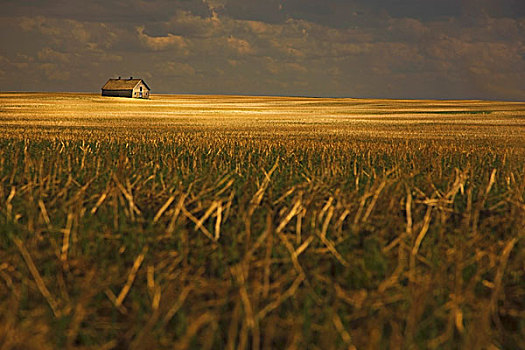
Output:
(164, 10), (222, 38)
(157, 61), (196, 77)
(1, 1), (524, 99)
(37, 48), (71, 63)
(388, 18), (428, 41)
(227, 36), (254, 55)
(265, 59), (307, 74)
(223, 0), (285, 23)
(137, 25), (188, 52)
(17, 16), (118, 50)
(39, 63), (70, 81)
(19, 16), (88, 41)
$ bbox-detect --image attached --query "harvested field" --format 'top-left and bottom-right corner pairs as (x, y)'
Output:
(0, 92), (524, 349)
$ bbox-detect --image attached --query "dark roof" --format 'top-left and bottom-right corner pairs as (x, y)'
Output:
(101, 78), (150, 91)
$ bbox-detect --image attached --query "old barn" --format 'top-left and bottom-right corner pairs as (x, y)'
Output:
(101, 77), (150, 99)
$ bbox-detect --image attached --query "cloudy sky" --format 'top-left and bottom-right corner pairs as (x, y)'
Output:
(1, 0), (524, 100)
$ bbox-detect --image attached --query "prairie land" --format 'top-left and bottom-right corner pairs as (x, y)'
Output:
(0, 92), (524, 349)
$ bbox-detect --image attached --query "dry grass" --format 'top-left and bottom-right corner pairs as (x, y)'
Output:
(0, 92), (524, 349)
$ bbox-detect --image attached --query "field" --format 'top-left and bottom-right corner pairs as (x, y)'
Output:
(0, 92), (524, 349)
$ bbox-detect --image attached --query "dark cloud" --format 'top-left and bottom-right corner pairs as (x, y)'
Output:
(0, 0), (524, 99)
(223, 0), (285, 23)
(1, 0), (211, 23)
(222, 0), (525, 27)
(4, 1), (524, 26)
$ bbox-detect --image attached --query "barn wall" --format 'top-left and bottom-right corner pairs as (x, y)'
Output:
(102, 90), (133, 98)
(132, 83), (150, 99)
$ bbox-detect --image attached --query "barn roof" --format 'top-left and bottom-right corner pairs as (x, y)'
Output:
(101, 78), (150, 91)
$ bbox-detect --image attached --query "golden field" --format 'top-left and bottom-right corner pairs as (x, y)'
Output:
(0, 92), (524, 349)
(2, 92), (525, 141)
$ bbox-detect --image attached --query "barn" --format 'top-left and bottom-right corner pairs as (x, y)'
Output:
(101, 77), (150, 99)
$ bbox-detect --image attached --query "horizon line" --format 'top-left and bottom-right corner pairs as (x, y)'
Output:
(1, 90), (524, 103)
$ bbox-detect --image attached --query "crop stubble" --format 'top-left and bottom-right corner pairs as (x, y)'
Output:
(0, 93), (524, 349)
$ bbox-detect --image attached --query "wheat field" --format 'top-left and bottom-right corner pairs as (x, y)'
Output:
(0, 92), (524, 349)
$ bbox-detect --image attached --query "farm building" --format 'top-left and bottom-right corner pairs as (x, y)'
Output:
(101, 77), (150, 99)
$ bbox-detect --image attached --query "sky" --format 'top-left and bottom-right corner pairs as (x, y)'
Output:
(0, 0), (524, 100)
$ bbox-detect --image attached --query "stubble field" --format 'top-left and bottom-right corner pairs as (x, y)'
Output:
(0, 92), (524, 349)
